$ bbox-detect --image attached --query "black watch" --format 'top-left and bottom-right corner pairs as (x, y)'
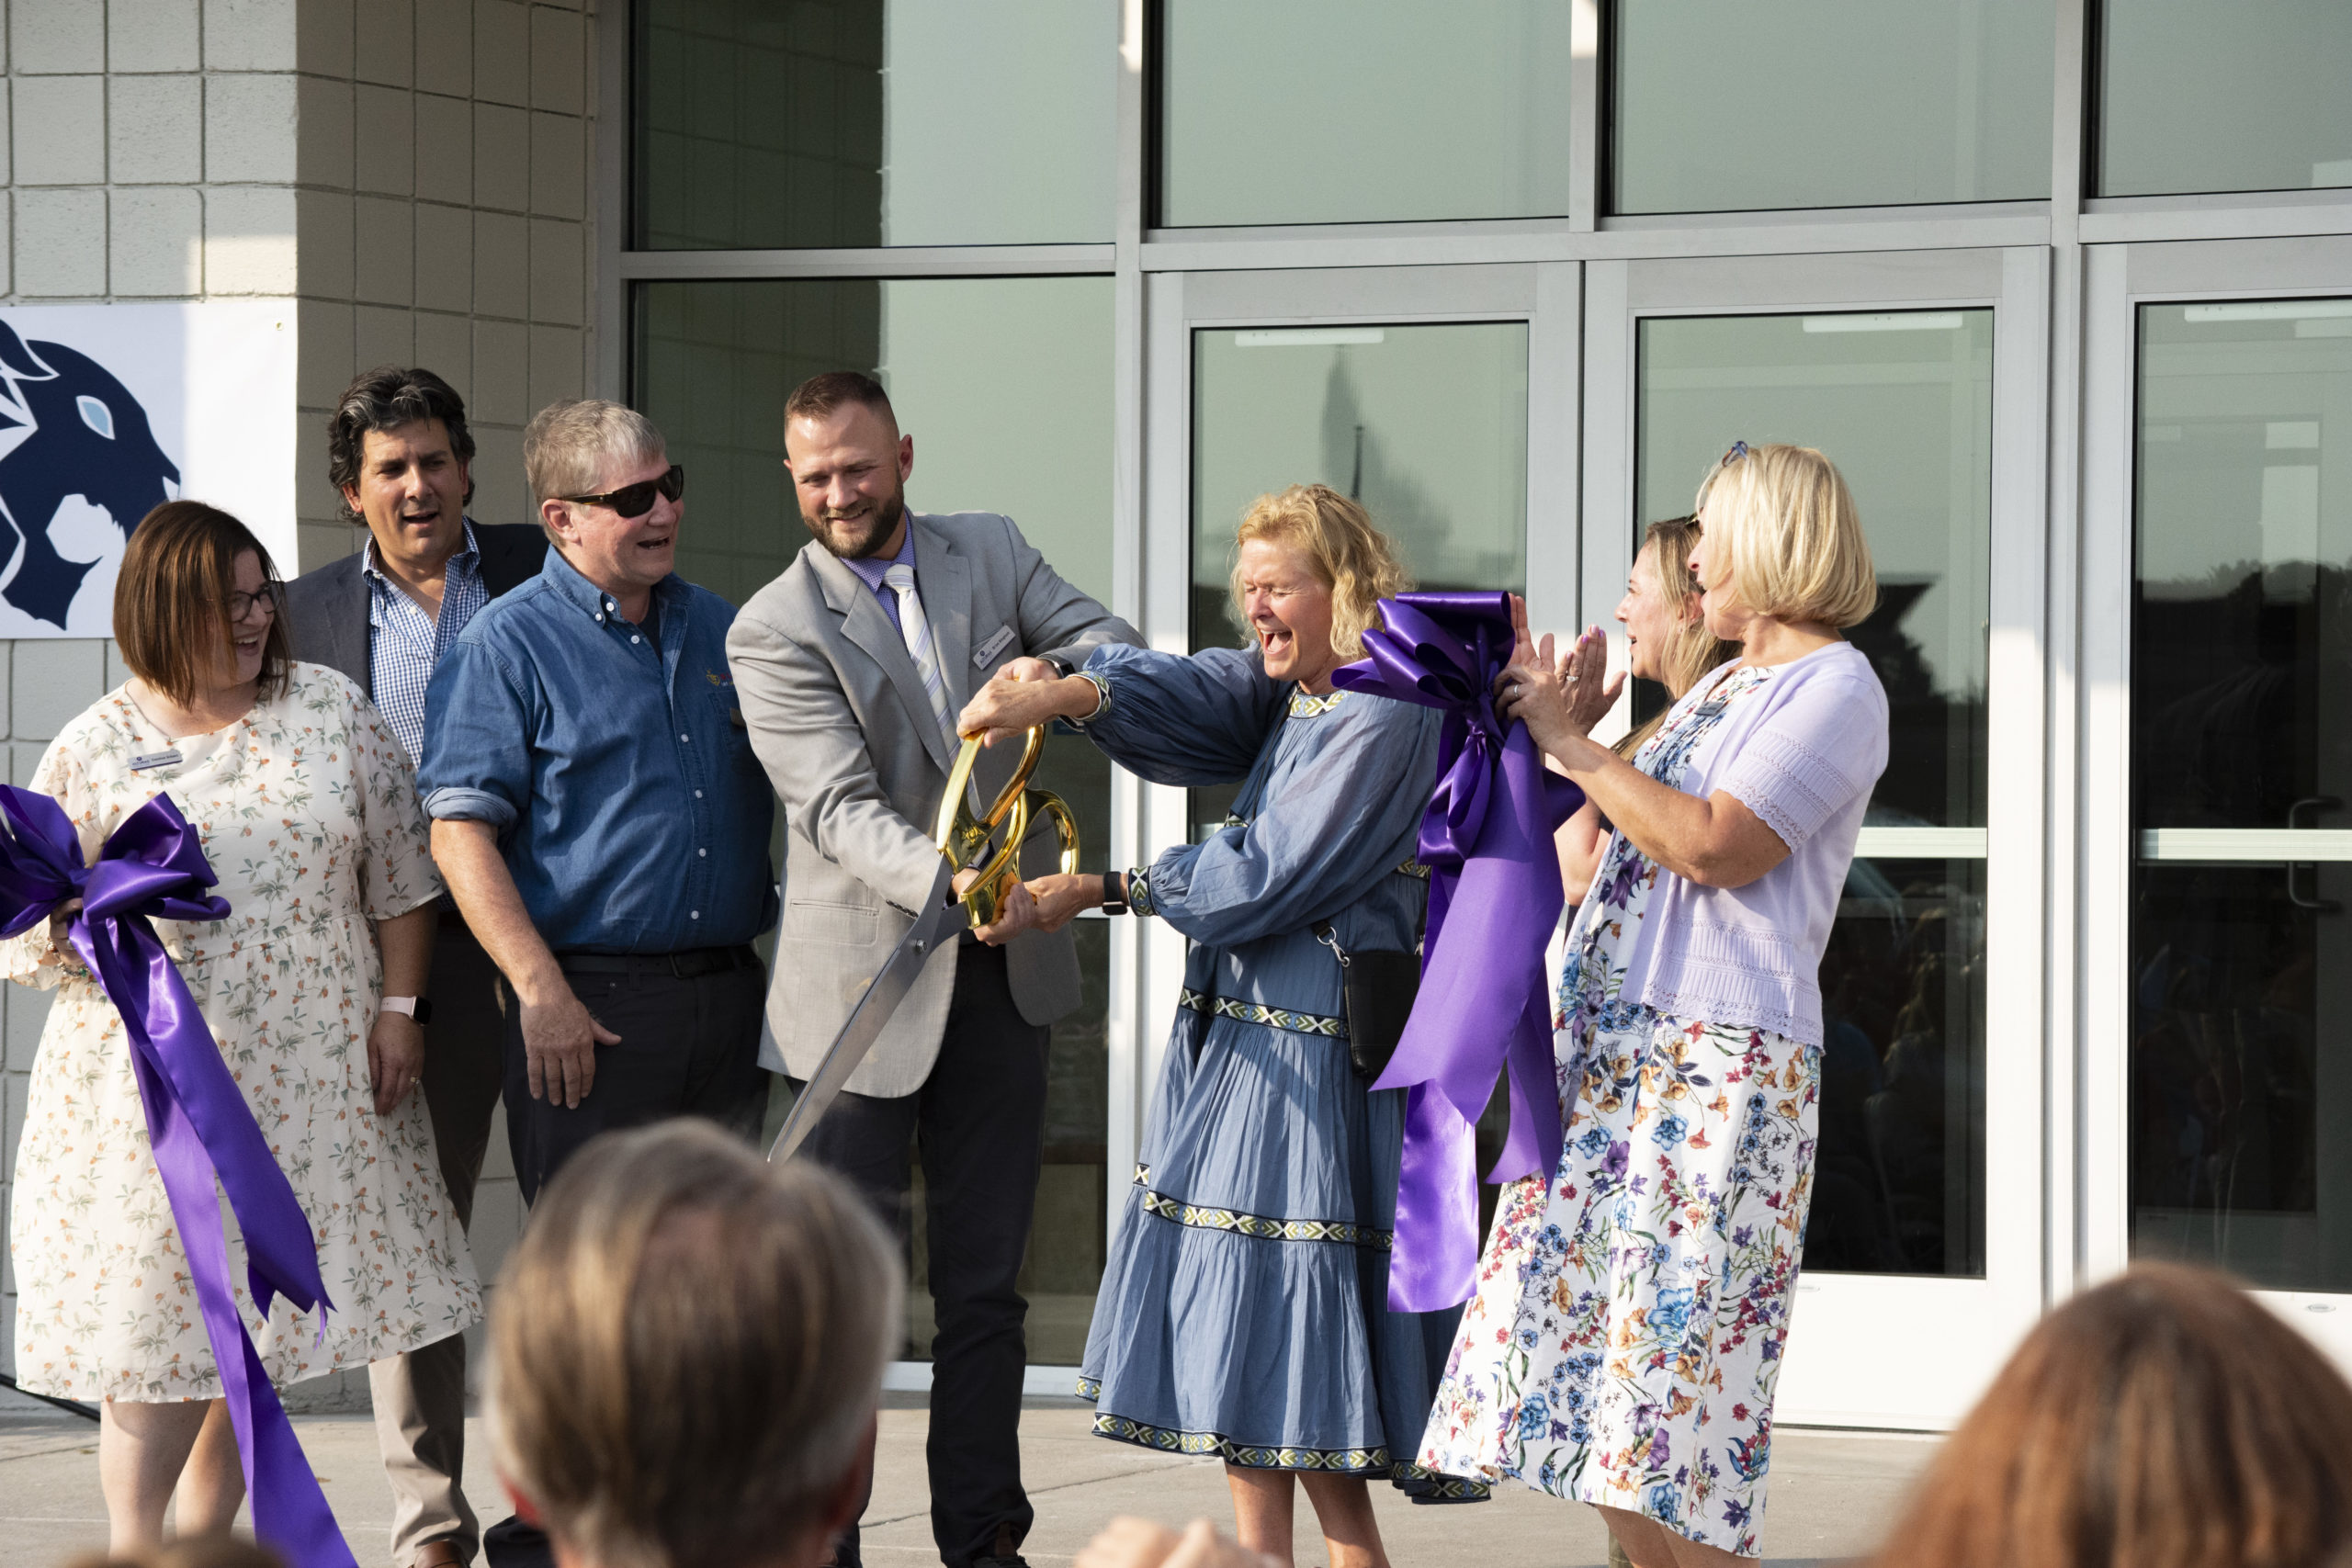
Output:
(1040, 651), (1080, 679)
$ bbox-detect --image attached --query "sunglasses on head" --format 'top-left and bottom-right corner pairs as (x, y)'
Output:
(1720, 440), (1751, 468)
(564, 464), (686, 519)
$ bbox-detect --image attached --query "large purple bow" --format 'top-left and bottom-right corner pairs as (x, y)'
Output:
(0, 786), (356, 1568)
(1332, 593), (1585, 1311)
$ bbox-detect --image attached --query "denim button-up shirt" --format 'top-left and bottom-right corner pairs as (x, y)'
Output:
(418, 546), (777, 953)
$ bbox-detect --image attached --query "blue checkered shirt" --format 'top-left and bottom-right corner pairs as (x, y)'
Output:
(365, 522), (490, 763)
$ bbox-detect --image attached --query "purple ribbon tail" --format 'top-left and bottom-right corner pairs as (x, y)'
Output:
(1333, 594), (1587, 1312)
(4, 786), (356, 1568)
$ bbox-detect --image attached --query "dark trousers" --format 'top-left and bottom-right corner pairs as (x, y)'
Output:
(499, 946), (769, 1205)
(369, 914), (506, 1565)
(483, 945), (770, 1568)
(801, 942), (1049, 1568)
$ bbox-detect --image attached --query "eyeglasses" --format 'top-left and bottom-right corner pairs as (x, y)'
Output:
(1719, 440), (1751, 468)
(224, 586), (280, 623)
(564, 464), (686, 520)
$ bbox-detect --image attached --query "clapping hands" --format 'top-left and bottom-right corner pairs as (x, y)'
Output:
(1493, 593), (1623, 761)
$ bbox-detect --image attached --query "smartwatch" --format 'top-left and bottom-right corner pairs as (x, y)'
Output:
(1040, 651), (1080, 679)
(1101, 873), (1128, 915)
(381, 996), (434, 1024)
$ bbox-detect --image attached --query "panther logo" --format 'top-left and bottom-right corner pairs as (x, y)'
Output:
(0, 317), (180, 628)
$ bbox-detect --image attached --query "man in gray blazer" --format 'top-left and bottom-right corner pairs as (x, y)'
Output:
(727, 371), (1140, 1568)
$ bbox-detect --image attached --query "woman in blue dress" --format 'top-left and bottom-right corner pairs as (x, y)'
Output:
(958, 483), (1473, 1568)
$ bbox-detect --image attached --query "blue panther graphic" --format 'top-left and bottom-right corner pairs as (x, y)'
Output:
(0, 318), (180, 627)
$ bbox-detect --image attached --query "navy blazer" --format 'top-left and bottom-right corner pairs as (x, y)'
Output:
(282, 521), (547, 697)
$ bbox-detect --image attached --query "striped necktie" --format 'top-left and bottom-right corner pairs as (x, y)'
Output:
(882, 561), (958, 750)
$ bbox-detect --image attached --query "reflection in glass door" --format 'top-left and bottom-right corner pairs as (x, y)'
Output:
(1636, 310), (1994, 1279)
(2131, 299), (2352, 1292)
(1185, 321), (1531, 833)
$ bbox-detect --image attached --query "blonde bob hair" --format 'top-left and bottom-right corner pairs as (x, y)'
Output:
(1691, 443), (1877, 629)
(489, 1122), (902, 1568)
(1227, 483), (1411, 660)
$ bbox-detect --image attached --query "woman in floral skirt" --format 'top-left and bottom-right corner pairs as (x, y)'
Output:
(1418, 444), (1888, 1565)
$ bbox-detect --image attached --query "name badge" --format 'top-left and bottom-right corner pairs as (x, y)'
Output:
(129, 749), (183, 772)
(972, 625), (1017, 669)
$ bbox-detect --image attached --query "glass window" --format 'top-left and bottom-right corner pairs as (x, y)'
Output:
(1611, 0), (2053, 214)
(1637, 310), (1996, 1277)
(2131, 300), (2352, 1292)
(2098, 1), (2352, 197)
(1158, 0), (1575, 227)
(1188, 321), (1530, 830)
(634, 0), (1115, 250)
(640, 276), (1117, 1360)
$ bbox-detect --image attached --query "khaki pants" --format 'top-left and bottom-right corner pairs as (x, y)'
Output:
(370, 918), (505, 1567)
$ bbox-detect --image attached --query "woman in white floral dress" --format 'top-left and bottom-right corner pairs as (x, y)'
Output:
(6, 502), (480, 1549)
(1419, 445), (1888, 1565)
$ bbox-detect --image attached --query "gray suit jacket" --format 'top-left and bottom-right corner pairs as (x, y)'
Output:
(281, 521), (548, 690)
(727, 511), (1142, 1097)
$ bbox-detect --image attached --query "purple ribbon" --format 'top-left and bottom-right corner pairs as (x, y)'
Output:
(1332, 593), (1585, 1311)
(0, 785), (356, 1568)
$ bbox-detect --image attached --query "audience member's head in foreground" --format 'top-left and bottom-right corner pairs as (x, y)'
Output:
(488, 1121), (903, 1568)
(1873, 1261), (2352, 1568)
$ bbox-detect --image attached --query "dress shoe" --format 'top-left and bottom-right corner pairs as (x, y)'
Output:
(413, 1542), (468, 1568)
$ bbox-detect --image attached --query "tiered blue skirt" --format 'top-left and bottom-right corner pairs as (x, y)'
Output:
(1077, 995), (1486, 1501)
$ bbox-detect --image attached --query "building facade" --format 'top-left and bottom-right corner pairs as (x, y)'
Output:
(7, 0), (2352, 1429)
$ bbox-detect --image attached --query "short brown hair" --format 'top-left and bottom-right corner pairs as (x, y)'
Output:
(1228, 484), (1412, 661)
(784, 370), (896, 433)
(114, 502), (290, 706)
(326, 366), (475, 523)
(1871, 1262), (2352, 1568)
(489, 1122), (902, 1568)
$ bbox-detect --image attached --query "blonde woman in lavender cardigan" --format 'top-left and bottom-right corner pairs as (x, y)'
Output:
(1418, 443), (1889, 1567)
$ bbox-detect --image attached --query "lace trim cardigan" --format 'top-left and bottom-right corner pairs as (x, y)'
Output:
(1618, 639), (1890, 1045)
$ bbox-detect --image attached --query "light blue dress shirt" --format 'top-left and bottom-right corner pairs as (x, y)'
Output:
(417, 546), (777, 953)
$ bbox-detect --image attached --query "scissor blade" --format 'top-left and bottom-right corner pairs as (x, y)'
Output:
(769, 860), (964, 1163)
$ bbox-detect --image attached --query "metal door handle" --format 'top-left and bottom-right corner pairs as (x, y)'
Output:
(2289, 795), (2342, 911)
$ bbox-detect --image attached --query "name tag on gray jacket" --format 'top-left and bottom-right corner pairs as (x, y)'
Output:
(973, 625), (1016, 668)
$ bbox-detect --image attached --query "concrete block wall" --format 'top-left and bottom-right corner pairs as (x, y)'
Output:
(0, 0), (602, 1408)
(292, 0), (602, 574)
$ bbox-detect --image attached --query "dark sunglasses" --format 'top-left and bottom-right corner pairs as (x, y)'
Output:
(1719, 440), (1751, 468)
(564, 464), (685, 519)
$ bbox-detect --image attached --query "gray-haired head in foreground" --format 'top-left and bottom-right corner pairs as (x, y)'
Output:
(488, 1122), (901, 1568)
(327, 366), (476, 524)
(523, 399), (667, 507)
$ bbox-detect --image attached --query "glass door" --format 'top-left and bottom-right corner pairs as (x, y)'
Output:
(1125, 260), (1579, 1199)
(2084, 236), (2352, 1367)
(1586, 249), (2052, 1426)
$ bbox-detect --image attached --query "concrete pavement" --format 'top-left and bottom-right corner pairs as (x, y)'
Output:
(0, 1385), (1932, 1567)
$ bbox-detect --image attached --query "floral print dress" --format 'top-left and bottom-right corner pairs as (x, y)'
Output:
(6, 662), (481, 1402)
(1417, 665), (1822, 1557)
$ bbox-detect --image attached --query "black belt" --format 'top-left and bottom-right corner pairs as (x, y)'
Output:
(553, 945), (760, 979)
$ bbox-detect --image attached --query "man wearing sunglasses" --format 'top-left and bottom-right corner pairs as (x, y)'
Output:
(417, 395), (778, 1321)
(283, 365), (547, 1568)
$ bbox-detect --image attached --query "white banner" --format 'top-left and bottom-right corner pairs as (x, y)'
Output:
(0, 300), (297, 638)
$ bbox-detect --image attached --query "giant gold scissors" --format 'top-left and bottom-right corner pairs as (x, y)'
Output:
(769, 727), (1077, 1161)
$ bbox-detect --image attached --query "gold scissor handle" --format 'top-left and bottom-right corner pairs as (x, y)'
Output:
(933, 728), (1071, 928)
